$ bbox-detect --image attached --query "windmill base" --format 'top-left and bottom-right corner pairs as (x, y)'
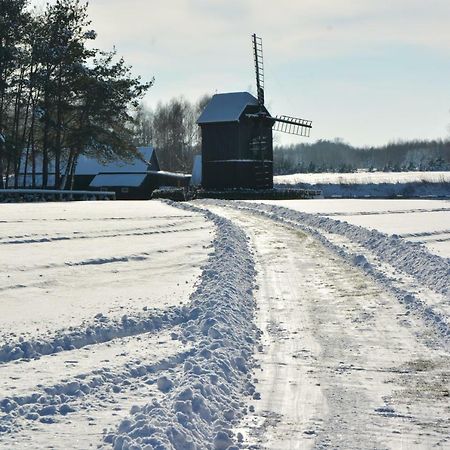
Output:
(152, 187), (322, 202)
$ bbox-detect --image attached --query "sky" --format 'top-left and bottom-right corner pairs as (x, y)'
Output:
(30, 0), (450, 147)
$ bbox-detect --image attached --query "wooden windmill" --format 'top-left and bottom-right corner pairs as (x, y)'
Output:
(197, 34), (312, 190)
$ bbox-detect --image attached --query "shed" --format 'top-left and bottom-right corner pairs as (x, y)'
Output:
(73, 146), (159, 190)
(89, 172), (158, 200)
(197, 92), (275, 189)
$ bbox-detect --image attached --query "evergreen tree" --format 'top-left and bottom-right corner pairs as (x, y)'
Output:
(0, 0), (29, 188)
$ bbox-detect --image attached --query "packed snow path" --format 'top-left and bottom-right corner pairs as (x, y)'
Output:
(202, 201), (449, 450)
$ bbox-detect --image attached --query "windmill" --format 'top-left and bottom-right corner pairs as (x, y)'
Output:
(196, 34), (312, 191)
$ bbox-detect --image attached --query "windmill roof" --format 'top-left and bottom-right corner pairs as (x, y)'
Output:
(197, 92), (259, 124)
(75, 147), (156, 175)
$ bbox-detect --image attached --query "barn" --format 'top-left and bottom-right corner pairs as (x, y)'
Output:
(84, 148), (190, 199)
(197, 92), (275, 190)
(75, 147), (158, 199)
(13, 146), (190, 199)
(73, 147), (157, 188)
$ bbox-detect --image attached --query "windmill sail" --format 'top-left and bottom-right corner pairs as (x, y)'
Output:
(252, 34), (265, 106)
(273, 115), (312, 137)
(251, 33), (312, 138)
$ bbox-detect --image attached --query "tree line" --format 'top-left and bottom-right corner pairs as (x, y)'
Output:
(0, 0), (151, 189)
(274, 139), (450, 175)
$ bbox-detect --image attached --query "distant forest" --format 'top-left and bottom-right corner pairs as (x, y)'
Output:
(274, 139), (450, 175)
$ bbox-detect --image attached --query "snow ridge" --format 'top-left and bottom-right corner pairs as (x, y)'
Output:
(0, 307), (187, 364)
(210, 200), (449, 344)
(0, 348), (194, 428)
(104, 202), (259, 450)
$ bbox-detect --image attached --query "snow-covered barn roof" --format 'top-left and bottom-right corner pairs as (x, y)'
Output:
(76, 147), (157, 175)
(148, 170), (191, 179)
(197, 92), (260, 124)
(89, 173), (147, 188)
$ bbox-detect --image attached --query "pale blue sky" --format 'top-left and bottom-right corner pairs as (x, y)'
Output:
(31, 0), (450, 146)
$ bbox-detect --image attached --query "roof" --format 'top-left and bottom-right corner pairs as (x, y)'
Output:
(89, 173), (147, 188)
(76, 147), (157, 175)
(148, 170), (191, 179)
(197, 92), (259, 124)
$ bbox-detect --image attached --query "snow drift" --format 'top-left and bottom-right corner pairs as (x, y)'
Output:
(104, 202), (260, 450)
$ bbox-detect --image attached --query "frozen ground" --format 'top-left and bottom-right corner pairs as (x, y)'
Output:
(1, 199), (449, 449)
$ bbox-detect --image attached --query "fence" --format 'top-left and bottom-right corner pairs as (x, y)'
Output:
(0, 189), (115, 202)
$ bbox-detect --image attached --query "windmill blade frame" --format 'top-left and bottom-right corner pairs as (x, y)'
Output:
(273, 115), (312, 137)
(252, 33), (265, 106)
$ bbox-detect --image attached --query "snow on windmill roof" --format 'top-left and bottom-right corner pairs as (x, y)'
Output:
(75, 146), (157, 175)
(197, 92), (259, 124)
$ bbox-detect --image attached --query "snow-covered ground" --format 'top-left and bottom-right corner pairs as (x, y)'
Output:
(255, 199), (450, 258)
(203, 201), (449, 449)
(1, 199), (449, 449)
(276, 170), (450, 186)
(275, 171), (450, 198)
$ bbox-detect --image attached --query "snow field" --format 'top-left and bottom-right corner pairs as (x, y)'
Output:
(275, 170), (450, 186)
(0, 200), (260, 449)
(2, 197), (449, 448)
(275, 171), (450, 199)
(0, 201), (213, 351)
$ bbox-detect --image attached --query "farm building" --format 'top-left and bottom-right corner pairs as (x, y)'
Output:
(197, 92), (275, 190)
(11, 146), (190, 200)
(76, 147), (159, 199)
(73, 147), (159, 190)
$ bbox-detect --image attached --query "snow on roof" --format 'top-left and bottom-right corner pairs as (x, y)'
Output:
(89, 173), (147, 188)
(197, 92), (259, 124)
(76, 147), (155, 175)
(148, 170), (190, 179)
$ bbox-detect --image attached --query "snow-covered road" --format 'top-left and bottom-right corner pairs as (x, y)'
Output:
(204, 203), (449, 449)
(1, 199), (449, 449)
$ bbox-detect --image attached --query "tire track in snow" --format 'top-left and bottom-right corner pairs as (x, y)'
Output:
(0, 329), (193, 438)
(0, 218), (202, 245)
(0, 225), (209, 246)
(204, 203), (450, 450)
(208, 200), (450, 346)
(322, 207), (450, 216)
(0, 303), (196, 364)
(0, 214), (196, 225)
